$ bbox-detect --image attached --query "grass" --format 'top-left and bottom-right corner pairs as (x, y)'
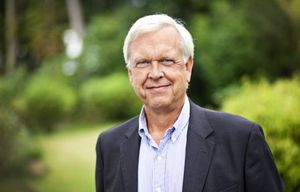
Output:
(28, 122), (115, 192)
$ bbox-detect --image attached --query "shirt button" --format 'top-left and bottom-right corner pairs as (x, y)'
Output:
(157, 155), (162, 160)
(155, 187), (161, 192)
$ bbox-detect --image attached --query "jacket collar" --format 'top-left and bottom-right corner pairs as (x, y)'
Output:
(182, 101), (215, 192)
(120, 100), (215, 192)
(120, 117), (140, 192)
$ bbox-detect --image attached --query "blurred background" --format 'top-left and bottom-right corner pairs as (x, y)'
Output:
(0, 0), (300, 191)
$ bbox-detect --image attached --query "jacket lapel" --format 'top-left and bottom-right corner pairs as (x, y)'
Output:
(120, 119), (140, 192)
(183, 102), (215, 192)
(118, 102), (214, 192)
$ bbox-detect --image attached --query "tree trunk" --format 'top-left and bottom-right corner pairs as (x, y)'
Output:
(5, 0), (17, 75)
(65, 0), (84, 37)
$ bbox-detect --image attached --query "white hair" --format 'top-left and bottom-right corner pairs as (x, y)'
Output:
(123, 14), (194, 67)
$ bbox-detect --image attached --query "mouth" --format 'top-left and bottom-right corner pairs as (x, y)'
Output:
(146, 84), (171, 91)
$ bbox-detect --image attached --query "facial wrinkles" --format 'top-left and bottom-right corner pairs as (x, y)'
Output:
(129, 27), (188, 105)
(133, 27), (182, 59)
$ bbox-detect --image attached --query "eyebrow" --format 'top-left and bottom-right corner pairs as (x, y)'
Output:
(134, 58), (150, 63)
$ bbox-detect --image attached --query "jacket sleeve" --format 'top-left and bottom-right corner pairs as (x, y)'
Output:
(95, 134), (104, 192)
(245, 124), (284, 192)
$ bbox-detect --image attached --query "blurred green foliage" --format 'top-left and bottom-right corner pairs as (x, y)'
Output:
(14, 74), (76, 132)
(0, 68), (28, 107)
(221, 76), (300, 192)
(191, 0), (298, 94)
(1, 0), (300, 190)
(0, 69), (42, 182)
(21, 0), (67, 61)
(78, 14), (125, 76)
(80, 72), (141, 120)
(0, 108), (29, 177)
(77, 6), (142, 77)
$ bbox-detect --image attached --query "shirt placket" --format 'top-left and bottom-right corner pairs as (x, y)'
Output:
(153, 149), (166, 192)
(152, 130), (172, 192)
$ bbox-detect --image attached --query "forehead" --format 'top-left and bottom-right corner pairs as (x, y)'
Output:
(129, 26), (184, 59)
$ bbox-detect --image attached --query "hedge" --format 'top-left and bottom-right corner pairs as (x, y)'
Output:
(221, 76), (300, 192)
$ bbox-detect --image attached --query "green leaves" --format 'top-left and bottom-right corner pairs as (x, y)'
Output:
(14, 75), (77, 132)
(79, 73), (141, 120)
(221, 76), (300, 192)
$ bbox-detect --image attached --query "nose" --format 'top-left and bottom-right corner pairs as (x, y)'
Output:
(148, 61), (164, 79)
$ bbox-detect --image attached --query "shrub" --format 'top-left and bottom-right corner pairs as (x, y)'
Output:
(78, 13), (127, 77)
(14, 75), (77, 132)
(0, 68), (28, 107)
(190, 0), (298, 105)
(221, 76), (300, 192)
(80, 73), (141, 121)
(0, 108), (30, 177)
(77, 7), (143, 78)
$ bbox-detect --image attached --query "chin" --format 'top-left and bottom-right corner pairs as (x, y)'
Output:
(147, 98), (173, 110)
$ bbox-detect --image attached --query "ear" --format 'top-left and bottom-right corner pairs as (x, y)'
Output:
(128, 68), (133, 84)
(185, 56), (193, 82)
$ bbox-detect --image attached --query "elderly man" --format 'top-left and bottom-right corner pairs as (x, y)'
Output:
(95, 14), (283, 192)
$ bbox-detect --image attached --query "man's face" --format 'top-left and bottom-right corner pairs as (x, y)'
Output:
(128, 26), (193, 112)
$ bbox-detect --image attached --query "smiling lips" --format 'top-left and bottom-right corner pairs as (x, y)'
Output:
(146, 84), (171, 91)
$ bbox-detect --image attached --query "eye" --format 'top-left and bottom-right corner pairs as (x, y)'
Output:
(135, 60), (151, 68)
(159, 58), (175, 66)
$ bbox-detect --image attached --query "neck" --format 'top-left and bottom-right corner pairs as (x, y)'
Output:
(143, 98), (185, 144)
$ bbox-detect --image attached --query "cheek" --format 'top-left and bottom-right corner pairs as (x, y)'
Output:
(172, 71), (188, 83)
(131, 74), (145, 90)
(172, 73), (189, 91)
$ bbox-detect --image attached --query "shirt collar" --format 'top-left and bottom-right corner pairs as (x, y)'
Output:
(171, 96), (190, 142)
(138, 96), (190, 143)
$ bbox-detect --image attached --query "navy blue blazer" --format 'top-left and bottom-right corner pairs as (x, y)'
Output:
(96, 101), (283, 192)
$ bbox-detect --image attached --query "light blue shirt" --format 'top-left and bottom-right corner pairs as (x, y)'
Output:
(138, 96), (190, 192)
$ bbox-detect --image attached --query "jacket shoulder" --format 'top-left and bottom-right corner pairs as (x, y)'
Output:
(97, 116), (139, 145)
(205, 108), (256, 129)
(191, 102), (260, 136)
